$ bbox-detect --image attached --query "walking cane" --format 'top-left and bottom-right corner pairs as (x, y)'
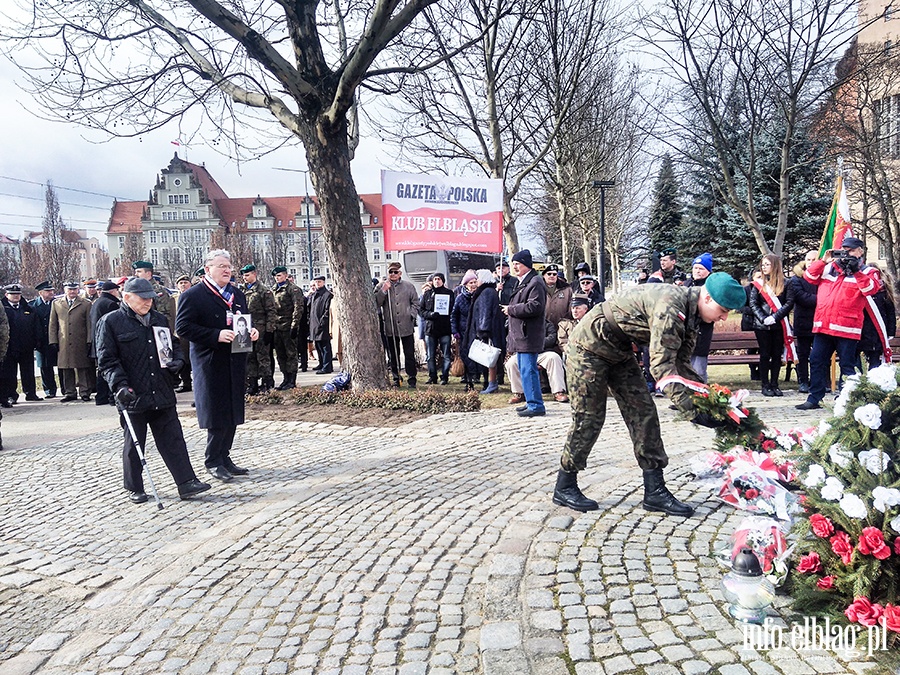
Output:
(121, 408), (164, 510)
(386, 282), (404, 385)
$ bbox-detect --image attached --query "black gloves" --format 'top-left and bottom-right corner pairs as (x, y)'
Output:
(165, 359), (184, 375)
(843, 255), (861, 275)
(692, 412), (725, 428)
(115, 387), (137, 407)
(264, 331), (274, 346)
(477, 330), (491, 342)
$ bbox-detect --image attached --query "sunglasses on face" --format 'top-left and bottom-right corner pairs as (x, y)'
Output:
(545, 272), (557, 276)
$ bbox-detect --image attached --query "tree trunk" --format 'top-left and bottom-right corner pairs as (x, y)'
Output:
(301, 116), (388, 390)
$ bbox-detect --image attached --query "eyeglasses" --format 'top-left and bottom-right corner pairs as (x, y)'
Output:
(580, 280), (593, 284)
(211, 264), (233, 270)
(389, 271), (401, 275)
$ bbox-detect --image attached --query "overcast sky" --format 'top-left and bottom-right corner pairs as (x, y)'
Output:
(0, 56), (390, 245)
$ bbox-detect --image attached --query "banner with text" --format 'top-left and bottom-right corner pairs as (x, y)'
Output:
(382, 171), (504, 252)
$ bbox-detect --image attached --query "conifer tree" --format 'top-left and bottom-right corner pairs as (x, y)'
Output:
(647, 154), (683, 254)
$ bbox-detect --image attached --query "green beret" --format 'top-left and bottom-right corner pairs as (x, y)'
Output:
(194, 268), (205, 277)
(240, 264), (257, 274)
(132, 260), (153, 270)
(705, 272), (746, 310)
(271, 266), (288, 276)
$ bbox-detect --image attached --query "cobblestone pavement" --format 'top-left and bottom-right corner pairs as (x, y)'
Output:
(0, 393), (893, 674)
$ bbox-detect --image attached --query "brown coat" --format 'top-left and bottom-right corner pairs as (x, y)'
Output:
(49, 296), (92, 369)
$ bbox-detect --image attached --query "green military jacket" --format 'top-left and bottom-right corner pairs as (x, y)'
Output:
(151, 280), (176, 333)
(272, 281), (305, 332)
(242, 282), (277, 334)
(568, 284), (703, 412)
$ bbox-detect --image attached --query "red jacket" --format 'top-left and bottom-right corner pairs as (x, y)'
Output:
(805, 259), (880, 339)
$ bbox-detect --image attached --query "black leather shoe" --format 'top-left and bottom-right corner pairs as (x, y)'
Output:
(24, 394), (43, 402)
(81, 394), (92, 402)
(642, 469), (694, 517)
(798, 382), (810, 394)
(761, 385), (774, 397)
(128, 491), (148, 504)
(1, 401), (11, 409)
(207, 466), (234, 482)
(60, 395), (77, 403)
(796, 400), (821, 410)
(552, 470), (599, 512)
(516, 404), (528, 412)
(771, 387), (784, 397)
(517, 408), (546, 418)
(44, 392), (57, 399)
(224, 460), (249, 476)
(178, 479), (212, 499)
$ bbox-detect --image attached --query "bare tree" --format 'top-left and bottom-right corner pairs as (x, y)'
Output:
(116, 233), (146, 277)
(0, 248), (20, 286)
(19, 240), (42, 287)
(640, 0), (857, 256)
(94, 253), (112, 281)
(5, 0), (447, 389)
(41, 182), (81, 288)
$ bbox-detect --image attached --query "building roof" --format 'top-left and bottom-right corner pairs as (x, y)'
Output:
(181, 157), (230, 203)
(0, 233), (18, 245)
(108, 200), (147, 234)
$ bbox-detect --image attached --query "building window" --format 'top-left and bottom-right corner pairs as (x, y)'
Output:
(250, 220), (267, 229)
(150, 248), (158, 264)
(162, 211), (178, 221)
(374, 266), (382, 278)
(183, 211), (198, 220)
(252, 234), (259, 247)
(171, 230), (179, 243)
(194, 229), (202, 242)
(385, 251), (392, 260)
(362, 231), (367, 243)
(168, 194), (189, 205)
(372, 230), (380, 243)
(173, 248), (181, 263)
(289, 251), (296, 263)
(373, 248), (380, 260)
(118, 236), (125, 248)
(287, 233), (295, 245)
(289, 268), (297, 277)
(149, 230), (157, 243)
(173, 178), (182, 187)
(160, 230), (168, 243)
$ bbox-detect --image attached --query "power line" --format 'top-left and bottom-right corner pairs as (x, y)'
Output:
(0, 191), (112, 211)
(0, 175), (140, 201)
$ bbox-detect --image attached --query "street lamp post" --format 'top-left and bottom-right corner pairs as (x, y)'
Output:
(273, 167), (315, 281)
(592, 180), (615, 302)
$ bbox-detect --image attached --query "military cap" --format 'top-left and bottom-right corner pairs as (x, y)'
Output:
(574, 261), (591, 275)
(495, 259), (510, 268)
(841, 236), (865, 249)
(84, 279), (98, 288)
(100, 280), (119, 291)
(63, 281), (79, 289)
(4, 283), (22, 294)
(132, 260), (153, 270)
(35, 281), (54, 291)
(543, 263), (559, 274)
(240, 264), (257, 274)
(194, 268), (205, 277)
(271, 265), (288, 276)
(175, 274), (191, 283)
(123, 277), (157, 298)
(571, 293), (592, 307)
(705, 272), (746, 310)
(314, 274), (326, 281)
(660, 247), (677, 259)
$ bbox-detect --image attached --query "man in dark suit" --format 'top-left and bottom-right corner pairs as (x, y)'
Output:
(30, 281), (58, 398)
(176, 249), (259, 482)
(2, 284), (42, 405)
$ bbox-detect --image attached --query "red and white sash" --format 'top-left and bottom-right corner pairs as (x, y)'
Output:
(752, 281), (798, 363)
(865, 294), (893, 364)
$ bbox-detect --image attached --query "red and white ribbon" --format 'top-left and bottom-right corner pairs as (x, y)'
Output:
(752, 281), (798, 363)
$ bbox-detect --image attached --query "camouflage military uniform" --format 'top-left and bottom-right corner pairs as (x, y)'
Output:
(242, 282), (277, 382)
(272, 281), (304, 377)
(562, 284), (703, 473)
(151, 280), (177, 334)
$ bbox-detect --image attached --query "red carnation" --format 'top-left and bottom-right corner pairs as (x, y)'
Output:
(883, 604), (900, 633)
(797, 551), (823, 574)
(816, 576), (835, 590)
(809, 514), (835, 538)
(894, 537), (900, 555)
(831, 531), (853, 565)
(857, 527), (891, 560)
(744, 488), (760, 500)
(762, 439), (776, 451)
(845, 597), (884, 627)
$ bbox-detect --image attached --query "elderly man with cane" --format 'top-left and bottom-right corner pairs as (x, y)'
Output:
(96, 277), (210, 505)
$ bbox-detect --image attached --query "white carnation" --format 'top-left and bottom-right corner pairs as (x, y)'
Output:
(817, 420), (831, 436)
(803, 463), (826, 488)
(854, 403), (883, 430)
(820, 476), (845, 501)
(873, 486), (900, 513)
(858, 448), (891, 475)
(776, 435), (794, 451)
(892, 515), (900, 533)
(834, 399), (847, 417)
(839, 493), (869, 519)
(868, 364), (898, 392)
(828, 443), (853, 469)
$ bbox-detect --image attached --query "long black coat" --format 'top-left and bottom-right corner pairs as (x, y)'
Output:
(506, 270), (547, 354)
(464, 283), (505, 353)
(859, 289), (897, 352)
(89, 292), (121, 359)
(790, 274), (818, 337)
(2, 299), (40, 357)
(175, 281), (249, 430)
(96, 304), (181, 413)
(308, 286), (333, 342)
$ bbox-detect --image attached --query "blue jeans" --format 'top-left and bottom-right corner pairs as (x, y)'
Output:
(518, 352), (545, 412)
(425, 334), (452, 382)
(807, 333), (858, 404)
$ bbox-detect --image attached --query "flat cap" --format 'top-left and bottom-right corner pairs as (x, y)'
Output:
(123, 277), (156, 299)
(841, 236), (865, 250)
(101, 280), (119, 291)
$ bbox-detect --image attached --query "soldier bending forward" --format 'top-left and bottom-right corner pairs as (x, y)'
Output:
(554, 272), (747, 517)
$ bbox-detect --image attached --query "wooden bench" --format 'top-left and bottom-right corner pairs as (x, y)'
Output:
(708, 330), (900, 366)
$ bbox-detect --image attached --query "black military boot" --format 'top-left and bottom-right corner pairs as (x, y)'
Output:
(552, 470), (599, 512)
(642, 469), (694, 517)
(247, 379), (260, 396)
(260, 377), (275, 392)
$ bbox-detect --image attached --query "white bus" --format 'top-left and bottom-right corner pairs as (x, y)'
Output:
(401, 249), (501, 288)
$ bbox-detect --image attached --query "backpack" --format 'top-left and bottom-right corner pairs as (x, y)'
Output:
(322, 371), (352, 393)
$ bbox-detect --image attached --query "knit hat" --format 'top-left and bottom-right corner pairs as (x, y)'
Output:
(574, 261), (591, 275)
(461, 270), (478, 285)
(705, 272), (746, 310)
(511, 249), (533, 268)
(691, 252), (713, 272)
